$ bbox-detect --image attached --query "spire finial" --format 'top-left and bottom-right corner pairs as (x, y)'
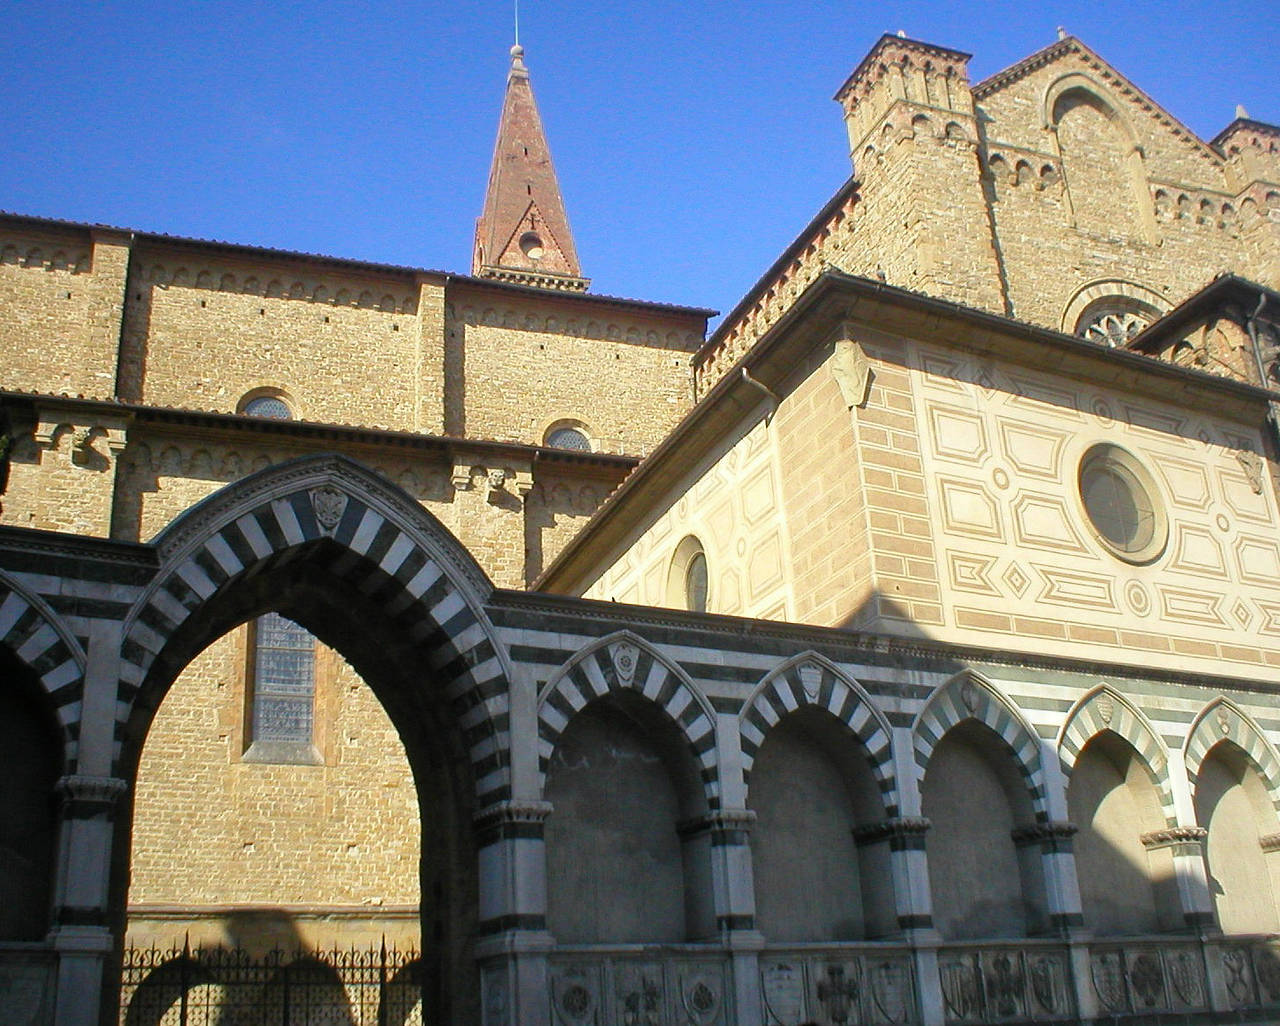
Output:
(1236, 104), (1251, 120)
(1056, 26), (1067, 40)
(514, 0), (520, 47)
(510, 43), (525, 70)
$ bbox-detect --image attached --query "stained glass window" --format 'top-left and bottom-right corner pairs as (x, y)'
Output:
(242, 395), (292, 419)
(251, 612), (315, 745)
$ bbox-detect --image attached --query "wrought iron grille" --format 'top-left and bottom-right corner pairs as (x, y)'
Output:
(119, 940), (431, 1026)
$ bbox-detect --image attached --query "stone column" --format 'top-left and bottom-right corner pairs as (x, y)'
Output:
(678, 808), (764, 1026)
(50, 773), (128, 1026)
(473, 800), (555, 1026)
(1010, 821), (1082, 935)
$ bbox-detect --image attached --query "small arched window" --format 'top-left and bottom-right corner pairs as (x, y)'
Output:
(239, 392), (293, 419)
(546, 427), (591, 451)
(667, 536), (709, 613)
(544, 420), (593, 452)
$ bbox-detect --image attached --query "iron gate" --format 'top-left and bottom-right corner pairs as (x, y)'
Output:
(120, 940), (432, 1026)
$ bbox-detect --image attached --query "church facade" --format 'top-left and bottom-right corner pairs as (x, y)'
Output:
(2, 31), (1280, 1026)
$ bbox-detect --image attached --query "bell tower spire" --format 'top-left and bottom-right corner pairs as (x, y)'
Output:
(473, 45), (589, 292)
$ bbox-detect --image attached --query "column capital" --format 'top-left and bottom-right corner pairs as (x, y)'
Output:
(1142, 825), (1208, 854)
(677, 809), (757, 845)
(1012, 820), (1078, 853)
(56, 775), (129, 819)
(854, 816), (932, 850)
(473, 799), (553, 847)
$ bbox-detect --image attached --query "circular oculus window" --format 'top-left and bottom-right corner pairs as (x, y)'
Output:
(519, 232), (545, 260)
(1077, 444), (1167, 563)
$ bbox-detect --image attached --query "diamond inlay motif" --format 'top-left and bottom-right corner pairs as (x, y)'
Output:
(1003, 561), (1030, 597)
(1232, 600), (1253, 630)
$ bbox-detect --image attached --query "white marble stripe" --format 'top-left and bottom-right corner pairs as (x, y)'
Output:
(148, 587), (191, 629)
(541, 703), (569, 736)
(55, 701), (82, 727)
(128, 621), (166, 657)
(428, 587), (466, 628)
(174, 559), (218, 600)
(581, 654), (610, 698)
(665, 687), (692, 723)
(538, 738), (556, 765)
(475, 767), (507, 798)
(379, 533), (416, 577)
(741, 719), (765, 749)
(776, 682), (800, 714)
(15, 622), (57, 665)
(348, 508), (385, 556)
(204, 533), (244, 578)
(235, 513), (274, 560)
(119, 661), (143, 687)
(403, 560), (443, 599)
(640, 662), (667, 702)
(43, 659), (80, 692)
(0, 592), (29, 639)
(270, 498), (306, 546)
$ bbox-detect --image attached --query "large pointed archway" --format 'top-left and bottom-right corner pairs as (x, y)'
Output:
(112, 454), (513, 1025)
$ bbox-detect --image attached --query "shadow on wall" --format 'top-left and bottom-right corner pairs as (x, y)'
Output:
(121, 908), (432, 1026)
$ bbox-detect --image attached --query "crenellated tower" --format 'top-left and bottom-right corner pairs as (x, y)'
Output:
(473, 45), (589, 292)
(834, 35), (1007, 314)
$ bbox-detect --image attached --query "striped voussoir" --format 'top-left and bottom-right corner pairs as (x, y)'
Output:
(1059, 686), (1176, 827)
(913, 671), (1048, 821)
(537, 634), (720, 809)
(1185, 698), (1280, 815)
(118, 486), (511, 805)
(739, 654), (898, 817)
(0, 573), (86, 767)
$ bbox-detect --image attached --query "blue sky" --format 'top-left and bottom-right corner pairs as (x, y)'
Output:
(2, 2), (1276, 319)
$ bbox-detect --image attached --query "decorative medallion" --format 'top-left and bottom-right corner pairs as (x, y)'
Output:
(992, 466), (1010, 490)
(1222, 946), (1254, 1007)
(1124, 580), (1151, 617)
(869, 959), (913, 1024)
(552, 971), (598, 1026)
(1096, 692), (1115, 726)
(679, 971), (720, 1026)
(939, 955), (981, 1021)
(984, 951), (1024, 1018)
(1028, 955), (1066, 1014)
(611, 643), (639, 688)
(614, 963), (662, 1026)
(1091, 952), (1128, 1013)
(815, 961), (861, 1024)
(761, 962), (805, 1024)
(960, 678), (981, 715)
(1218, 707), (1232, 736)
(310, 486), (348, 535)
(1166, 948), (1205, 1007)
(798, 661), (822, 701)
(1255, 948), (1280, 1003)
(1128, 951), (1165, 1008)
(1091, 398), (1114, 425)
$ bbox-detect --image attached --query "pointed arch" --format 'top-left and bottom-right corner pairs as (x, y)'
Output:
(1059, 684), (1175, 826)
(536, 630), (720, 808)
(913, 670), (1047, 820)
(0, 568), (86, 767)
(739, 651), (897, 816)
(1186, 698), (1280, 815)
(119, 453), (513, 806)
